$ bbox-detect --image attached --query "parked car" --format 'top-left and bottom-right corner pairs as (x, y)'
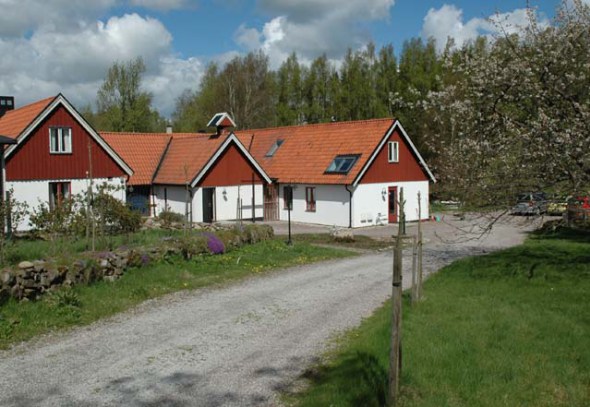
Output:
(566, 196), (590, 221)
(546, 195), (571, 216)
(510, 192), (548, 216)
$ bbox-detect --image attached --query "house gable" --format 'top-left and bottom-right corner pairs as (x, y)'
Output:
(198, 143), (266, 187)
(193, 134), (271, 187)
(6, 104), (127, 181)
(355, 121), (435, 185)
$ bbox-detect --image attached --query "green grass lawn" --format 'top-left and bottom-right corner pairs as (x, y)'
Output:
(290, 228), (590, 407)
(0, 239), (354, 349)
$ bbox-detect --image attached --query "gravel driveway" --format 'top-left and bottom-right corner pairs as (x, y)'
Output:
(0, 215), (531, 406)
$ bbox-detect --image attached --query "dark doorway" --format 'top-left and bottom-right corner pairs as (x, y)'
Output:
(388, 186), (398, 223)
(202, 188), (215, 223)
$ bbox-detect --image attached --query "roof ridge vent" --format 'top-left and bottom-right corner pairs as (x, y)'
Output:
(207, 112), (236, 138)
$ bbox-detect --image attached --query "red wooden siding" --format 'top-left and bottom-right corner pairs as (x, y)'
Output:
(199, 143), (265, 187)
(6, 106), (126, 181)
(359, 129), (428, 184)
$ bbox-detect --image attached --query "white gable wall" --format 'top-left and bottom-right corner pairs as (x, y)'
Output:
(7, 177), (126, 231)
(152, 184), (263, 223)
(278, 184), (351, 227)
(214, 184), (263, 221)
(353, 181), (429, 227)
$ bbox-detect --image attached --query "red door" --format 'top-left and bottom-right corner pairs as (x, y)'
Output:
(388, 186), (398, 223)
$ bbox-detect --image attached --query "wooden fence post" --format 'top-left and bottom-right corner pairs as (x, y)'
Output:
(389, 187), (404, 406)
(411, 235), (417, 304)
(417, 191), (423, 300)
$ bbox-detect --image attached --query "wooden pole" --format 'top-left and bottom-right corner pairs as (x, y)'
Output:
(251, 172), (255, 223)
(411, 235), (417, 304)
(88, 142), (95, 252)
(417, 191), (423, 300)
(389, 187), (404, 406)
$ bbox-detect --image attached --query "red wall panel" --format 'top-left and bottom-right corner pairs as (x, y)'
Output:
(359, 129), (428, 184)
(199, 144), (265, 187)
(6, 106), (126, 181)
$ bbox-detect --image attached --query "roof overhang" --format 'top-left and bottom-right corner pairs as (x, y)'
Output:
(190, 132), (272, 188)
(4, 94), (133, 177)
(352, 120), (436, 187)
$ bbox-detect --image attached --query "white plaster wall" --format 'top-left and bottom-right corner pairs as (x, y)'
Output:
(278, 184), (351, 227)
(153, 184), (263, 223)
(153, 185), (191, 219)
(7, 177), (126, 231)
(353, 181), (429, 227)
(213, 184), (263, 221)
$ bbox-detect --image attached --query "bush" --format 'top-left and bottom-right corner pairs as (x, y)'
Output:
(158, 210), (186, 227)
(204, 233), (225, 254)
(215, 228), (244, 250)
(177, 234), (208, 260)
(29, 184), (141, 237)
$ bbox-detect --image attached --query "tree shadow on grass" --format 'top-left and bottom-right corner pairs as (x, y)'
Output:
(530, 224), (590, 243)
(297, 351), (388, 407)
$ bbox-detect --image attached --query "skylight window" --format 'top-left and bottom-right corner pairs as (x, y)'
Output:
(325, 154), (360, 174)
(265, 139), (284, 157)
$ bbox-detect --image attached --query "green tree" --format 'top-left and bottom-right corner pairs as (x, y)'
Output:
(303, 54), (338, 123)
(276, 52), (305, 126)
(173, 52), (275, 130)
(95, 58), (165, 132)
(422, 0), (590, 205)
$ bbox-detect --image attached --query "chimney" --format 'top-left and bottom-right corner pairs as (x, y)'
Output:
(207, 112), (236, 138)
(0, 96), (15, 117)
(166, 122), (173, 134)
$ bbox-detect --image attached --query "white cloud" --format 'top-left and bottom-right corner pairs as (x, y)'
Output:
(421, 4), (550, 53)
(0, 13), (203, 117)
(129, 0), (196, 10)
(0, 0), (117, 37)
(237, 0), (395, 68)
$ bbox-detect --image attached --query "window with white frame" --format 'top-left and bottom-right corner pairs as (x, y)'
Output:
(49, 127), (72, 153)
(388, 141), (399, 163)
(49, 182), (71, 210)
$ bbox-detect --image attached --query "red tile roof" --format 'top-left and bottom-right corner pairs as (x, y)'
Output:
(101, 132), (199, 185)
(153, 134), (225, 185)
(0, 97), (55, 139)
(235, 118), (395, 184)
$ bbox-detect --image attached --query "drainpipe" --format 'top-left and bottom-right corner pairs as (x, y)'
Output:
(345, 185), (353, 228)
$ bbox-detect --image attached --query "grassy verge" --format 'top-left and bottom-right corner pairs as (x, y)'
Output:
(2, 229), (186, 266)
(294, 233), (393, 251)
(290, 228), (590, 407)
(0, 239), (354, 349)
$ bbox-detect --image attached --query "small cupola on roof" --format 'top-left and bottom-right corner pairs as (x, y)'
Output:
(207, 112), (236, 137)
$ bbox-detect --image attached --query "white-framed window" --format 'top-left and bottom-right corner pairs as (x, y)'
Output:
(49, 127), (72, 154)
(388, 141), (399, 163)
(49, 182), (71, 210)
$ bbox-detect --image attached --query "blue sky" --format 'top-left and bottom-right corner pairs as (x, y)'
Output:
(0, 1), (569, 116)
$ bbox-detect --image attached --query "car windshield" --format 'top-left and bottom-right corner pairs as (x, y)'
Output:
(517, 194), (532, 202)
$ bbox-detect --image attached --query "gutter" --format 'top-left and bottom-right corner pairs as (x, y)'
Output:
(345, 184), (353, 228)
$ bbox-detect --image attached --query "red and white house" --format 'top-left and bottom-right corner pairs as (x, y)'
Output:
(0, 94), (133, 230)
(104, 114), (435, 227)
(0, 93), (434, 229)
(235, 118), (436, 227)
(103, 114), (272, 223)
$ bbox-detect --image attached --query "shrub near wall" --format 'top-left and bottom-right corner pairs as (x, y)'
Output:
(0, 224), (274, 303)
